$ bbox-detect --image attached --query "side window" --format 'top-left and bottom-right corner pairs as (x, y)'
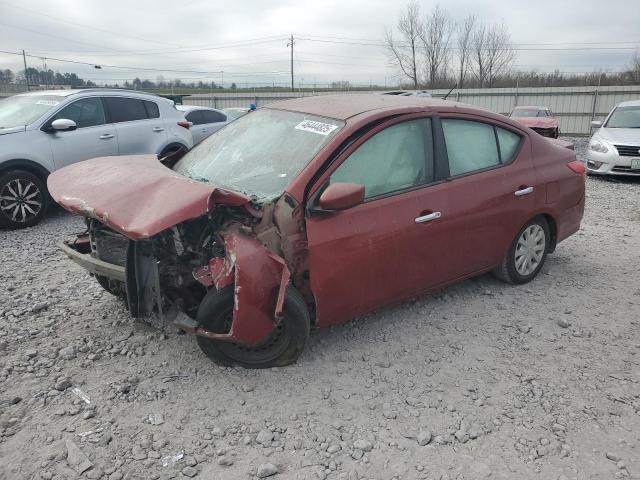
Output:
(51, 98), (105, 128)
(496, 128), (521, 164)
(442, 119), (499, 176)
(144, 100), (160, 119)
(201, 110), (227, 123)
(330, 119), (433, 199)
(185, 110), (205, 125)
(104, 97), (148, 123)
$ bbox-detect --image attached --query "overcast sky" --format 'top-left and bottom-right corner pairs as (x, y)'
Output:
(1, 0), (639, 87)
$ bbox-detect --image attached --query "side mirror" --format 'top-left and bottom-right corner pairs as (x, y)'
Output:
(318, 182), (365, 211)
(50, 118), (77, 132)
(590, 120), (603, 128)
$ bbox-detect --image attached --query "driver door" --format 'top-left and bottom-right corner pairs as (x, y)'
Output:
(46, 97), (118, 169)
(305, 116), (453, 327)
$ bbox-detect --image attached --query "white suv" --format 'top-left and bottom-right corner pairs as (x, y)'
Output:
(0, 89), (194, 228)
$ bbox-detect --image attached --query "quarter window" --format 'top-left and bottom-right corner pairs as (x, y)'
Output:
(104, 97), (149, 123)
(442, 119), (500, 176)
(144, 100), (160, 119)
(51, 97), (105, 128)
(330, 119), (433, 199)
(185, 110), (205, 125)
(496, 127), (521, 163)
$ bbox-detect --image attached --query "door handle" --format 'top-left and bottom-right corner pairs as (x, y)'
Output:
(415, 211), (441, 224)
(201, 128), (207, 132)
(514, 186), (534, 196)
(99, 133), (114, 140)
(152, 127), (165, 132)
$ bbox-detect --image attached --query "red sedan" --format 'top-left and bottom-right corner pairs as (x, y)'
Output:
(509, 106), (560, 138)
(48, 95), (585, 368)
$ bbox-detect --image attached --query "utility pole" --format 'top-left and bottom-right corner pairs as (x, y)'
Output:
(22, 50), (29, 91)
(287, 34), (294, 92)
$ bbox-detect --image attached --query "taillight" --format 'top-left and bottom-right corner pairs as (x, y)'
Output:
(177, 121), (192, 129)
(567, 160), (586, 176)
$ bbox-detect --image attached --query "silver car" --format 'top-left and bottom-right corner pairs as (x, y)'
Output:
(176, 105), (229, 145)
(0, 89), (194, 228)
(587, 100), (640, 176)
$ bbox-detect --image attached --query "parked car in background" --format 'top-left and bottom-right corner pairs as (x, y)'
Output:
(587, 100), (640, 176)
(222, 107), (250, 121)
(48, 94), (585, 368)
(176, 105), (229, 145)
(509, 106), (560, 138)
(381, 90), (432, 97)
(0, 89), (193, 229)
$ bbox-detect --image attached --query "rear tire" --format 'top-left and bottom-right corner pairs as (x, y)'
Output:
(196, 285), (310, 368)
(0, 170), (48, 229)
(494, 217), (550, 285)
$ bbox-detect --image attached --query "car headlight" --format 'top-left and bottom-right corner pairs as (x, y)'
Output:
(588, 139), (609, 153)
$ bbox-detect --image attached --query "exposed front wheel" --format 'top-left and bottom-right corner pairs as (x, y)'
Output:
(196, 285), (310, 368)
(494, 217), (550, 284)
(0, 170), (48, 229)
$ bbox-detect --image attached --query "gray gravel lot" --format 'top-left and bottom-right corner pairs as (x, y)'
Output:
(1, 137), (639, 480)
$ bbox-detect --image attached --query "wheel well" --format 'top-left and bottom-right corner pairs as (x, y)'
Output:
(160, 143), (188, 155)
(539, 213), (558, 253)
(0, 159), (50, 184)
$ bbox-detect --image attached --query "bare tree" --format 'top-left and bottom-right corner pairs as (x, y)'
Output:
(384, 1), (423, 89)
(470, 23), (488, 87)
(421, 4), (454, 88)
(455, 15), (476, 88)
(625, 50), (640, 84)
(484, 23), (516, 87)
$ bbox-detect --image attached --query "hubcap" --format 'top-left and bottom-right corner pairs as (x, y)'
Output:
(0, 178), (43, 223)
(514, 224), (546, 276)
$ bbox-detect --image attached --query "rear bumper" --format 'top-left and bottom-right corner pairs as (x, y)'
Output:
(60, 240), (126, 281)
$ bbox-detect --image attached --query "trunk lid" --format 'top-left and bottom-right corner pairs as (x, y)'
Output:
(47, 155), (250, 240)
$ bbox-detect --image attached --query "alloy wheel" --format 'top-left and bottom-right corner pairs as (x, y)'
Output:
(514, 224), (546, 276)
(0, 178), (43, 223)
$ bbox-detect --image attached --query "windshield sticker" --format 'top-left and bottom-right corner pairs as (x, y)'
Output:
(35, 100), (60, 106)
(295, 120), (338, 136)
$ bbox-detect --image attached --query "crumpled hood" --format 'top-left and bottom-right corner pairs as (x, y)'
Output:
(596, 127), (640, 145)
(47, 155), (250, 240)
(512, 117), (558, 129)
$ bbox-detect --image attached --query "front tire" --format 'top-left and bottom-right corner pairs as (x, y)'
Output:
(0, 170), (48, 229)
(494, 217), (550, 285)
(196, 285), (310, 368)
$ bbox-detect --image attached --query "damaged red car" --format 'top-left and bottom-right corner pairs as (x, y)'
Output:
(48, 95), (585, 368)
(509, 106), (560, 138)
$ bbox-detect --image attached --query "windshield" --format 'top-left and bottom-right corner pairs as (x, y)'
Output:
(0, 95), (63, 129)
(605, 106), (640, 128)
(511, 109), (546, 118)
(174, 108), (344, 200)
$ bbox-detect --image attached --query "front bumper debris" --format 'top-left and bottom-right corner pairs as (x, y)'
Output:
(60, 240), (126, 281)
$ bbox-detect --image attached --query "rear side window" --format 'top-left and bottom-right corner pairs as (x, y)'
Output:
(442, 119), (499, 176)
(331, 118), (433, 199)
(496, 128), (521, 163)
(201, 110), (227, 123)
(104, 97), (148, 123)
(51, 97), (105, 128)
(144, 100), (160, 119)
(185, 110), (205, 125)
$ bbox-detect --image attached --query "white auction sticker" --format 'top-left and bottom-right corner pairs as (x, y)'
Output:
(295, 120), (338, 136)
(35, 100), (60, 106)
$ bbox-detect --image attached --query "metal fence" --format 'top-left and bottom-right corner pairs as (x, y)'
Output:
(184, 85), (640, 135)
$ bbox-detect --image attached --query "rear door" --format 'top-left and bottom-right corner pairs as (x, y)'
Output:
(103, 97), (167, 155)
(46, 97), (118, 169)
(436, 116), (537, 274)
(305, 116), (456, 327)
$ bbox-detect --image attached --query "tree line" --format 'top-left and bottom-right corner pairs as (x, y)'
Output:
(385, 1), (640, 89)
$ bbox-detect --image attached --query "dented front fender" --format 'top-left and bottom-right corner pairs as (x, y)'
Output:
(191, 232), (291, 345)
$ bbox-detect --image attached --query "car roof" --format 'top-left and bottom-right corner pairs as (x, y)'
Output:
(617, 100), (640, 107)
(268, 94), (455, 121)
(513, 106), (550, 110)
(14, 88), (163, 100)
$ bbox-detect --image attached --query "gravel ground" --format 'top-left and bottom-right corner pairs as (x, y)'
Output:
(1, 137), (639, 480)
